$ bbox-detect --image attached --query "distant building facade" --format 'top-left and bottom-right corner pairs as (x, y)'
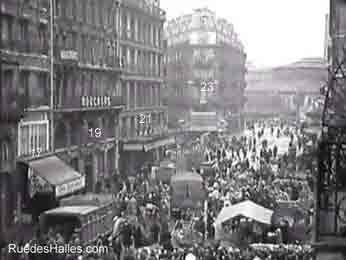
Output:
(245, 58), (327, 120)
(164, 8), (247, 132)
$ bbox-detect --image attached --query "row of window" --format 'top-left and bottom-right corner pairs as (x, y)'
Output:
(55, 0), (119, 30)
(56, 32), (118, 67)
(1, 16), (48, 55)
(55, 72), (119, 108)
(18, 120), (49, 157)
(122, 82), (161, 110)
(2, 69), (49, 109)
(55, 0), (162, 48)
(121, 10), (162, 48)
(1, 67), (163, 112)
(56, 33), (162, 73)
(122, 45), (162, 77)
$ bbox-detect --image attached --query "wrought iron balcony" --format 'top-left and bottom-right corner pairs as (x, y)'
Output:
(1, 39), (48, 55)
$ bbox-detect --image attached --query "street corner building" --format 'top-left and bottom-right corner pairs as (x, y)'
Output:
(163, 8), (247, 133)
(0, 0), (172, 242)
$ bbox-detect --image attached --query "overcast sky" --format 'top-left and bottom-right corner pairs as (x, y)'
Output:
(160, 0), (329, 68)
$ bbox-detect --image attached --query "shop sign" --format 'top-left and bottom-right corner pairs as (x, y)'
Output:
(28, 168), (53, 197)
(60, 50), (78, 61)
(55, 176), (85, 198)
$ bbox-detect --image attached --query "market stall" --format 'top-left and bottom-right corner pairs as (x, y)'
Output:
(214, 201), (274, 246)
(215, 200), (273, 225)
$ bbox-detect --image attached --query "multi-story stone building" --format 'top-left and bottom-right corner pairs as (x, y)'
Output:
(0, 0), (131, 241)
(1, 0), (52, 240)
(117, 0), (174, 176)
(164, 8), (247, 132)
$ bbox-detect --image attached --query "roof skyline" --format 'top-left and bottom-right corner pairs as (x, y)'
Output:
(160, 0), (329, 68)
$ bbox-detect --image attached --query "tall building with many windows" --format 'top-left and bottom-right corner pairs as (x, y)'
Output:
(117, 0), (173, 176)
(0, 0), (126, 241)
(1, 0), (51, 240)
(164, 8), (247, 132)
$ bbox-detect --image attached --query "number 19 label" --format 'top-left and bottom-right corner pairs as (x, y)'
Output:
(88, 128), (102, 138)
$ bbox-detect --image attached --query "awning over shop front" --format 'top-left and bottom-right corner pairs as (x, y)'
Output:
(123, 136), (175, 152)
(28, 156), (85, 198)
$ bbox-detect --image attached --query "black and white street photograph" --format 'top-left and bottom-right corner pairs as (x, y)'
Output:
(0, 0), (343, 259)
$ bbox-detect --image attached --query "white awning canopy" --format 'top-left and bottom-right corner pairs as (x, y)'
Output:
(215, 200), (273, 225)
(29, 156), (85, 198)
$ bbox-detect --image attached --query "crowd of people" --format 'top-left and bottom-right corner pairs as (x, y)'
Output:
(135, 243), (313, 260)
(203, 121), (314, 239)
(1, 119), (317, 260)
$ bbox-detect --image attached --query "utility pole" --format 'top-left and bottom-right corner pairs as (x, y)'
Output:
(50, 0), (55, 152)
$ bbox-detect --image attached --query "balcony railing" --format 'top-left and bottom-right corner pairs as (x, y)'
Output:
(123, 125), (169, 141)
(56, 96), (125, 111)
(1, 39), (48, 55)
(55, 45), (123, 70)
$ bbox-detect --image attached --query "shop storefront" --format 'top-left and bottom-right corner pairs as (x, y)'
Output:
(20, 156), (86, 222)
(120, 136), (175, 176)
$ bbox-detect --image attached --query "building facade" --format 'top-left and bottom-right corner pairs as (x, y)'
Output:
(1, 0), (52, 240)
(1, 0), (171, 241)
(164, 8), (247, 132)
(245, 58), (327, 122)
(52, 0), (125, 193)
(118, 0), (173, 176)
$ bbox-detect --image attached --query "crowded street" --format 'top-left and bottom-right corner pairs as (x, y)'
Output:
(1, 119), (318, 260)
(1, 0), (334, 259)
